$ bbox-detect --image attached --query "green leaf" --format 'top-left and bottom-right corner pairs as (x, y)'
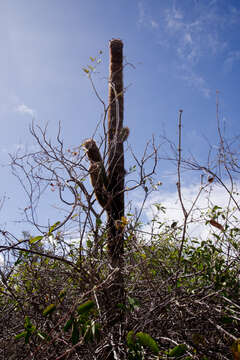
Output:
(126, 213), (134, 217)
(129, 165), (136, 173)
(168, 344), (187, 358)
(24, 332), (31, 344)
(96, 218), (102, 226)
(87, 65), (95, 71)
(213, 205), (222, 211)
(86, 239), (92, 248)
(127, 296), (140, 310)
(59, 289), (66, 299)
(77, 300), (95, 315)
(126, 330), (135, 349)
(64, 317), (74, 332)
(24, 316), (32, 329)
(15, 331), (27, 340)
(43, 304), (56, 316)
(153, 203), (166, 213)
(117, 302), (126, 310)
(71, 322), (80, 345)
(14, 255), (23, 265)
(135, 332), (159, 355)
(48, 221), (61, 235)
(89, 56), (95, 61)
(29, 235), (43, 244)
(82, 67), (89, 74)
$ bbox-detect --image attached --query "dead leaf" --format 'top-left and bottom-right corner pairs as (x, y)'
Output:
(209, 219), (224, 231)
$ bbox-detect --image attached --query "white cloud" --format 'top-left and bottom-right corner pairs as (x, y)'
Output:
(0, 254), (4, 266)
(180, 69), (211, 98)
(229, 6), (240, 24)
(151, 20), (159, 29)
(138, 3), (213, 96)
(138, 1), (145, 26)
(173, 8), (183, 20)
(139, 180), (240, 240)
(207, 34), (227, 55)
(224, 50), (240, 71)
(165, 7), (184, 31)
(16, 104), (36, 117)
(184, 33), (192, 45)
(14, 143), (25, 152)
(138, 1), (159, 30)
(137, 2), (240, 99)
(163, 5), (226, 66)
(138, 2), (237, 97)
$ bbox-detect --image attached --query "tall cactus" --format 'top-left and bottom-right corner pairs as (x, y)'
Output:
(107, 39), (125, 266)
(106, 38), (125, 325)
(84, 39), (126, 326)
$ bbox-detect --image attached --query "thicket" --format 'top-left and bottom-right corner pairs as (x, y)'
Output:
(0, 40), (240, 359)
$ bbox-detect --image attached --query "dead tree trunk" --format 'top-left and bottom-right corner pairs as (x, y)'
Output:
(106, 39), (125, 325)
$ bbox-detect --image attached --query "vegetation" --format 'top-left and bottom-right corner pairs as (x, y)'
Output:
(0, 40), (240, 359)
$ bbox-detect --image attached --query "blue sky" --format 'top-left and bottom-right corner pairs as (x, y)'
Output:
(1, 0), (240, 235)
